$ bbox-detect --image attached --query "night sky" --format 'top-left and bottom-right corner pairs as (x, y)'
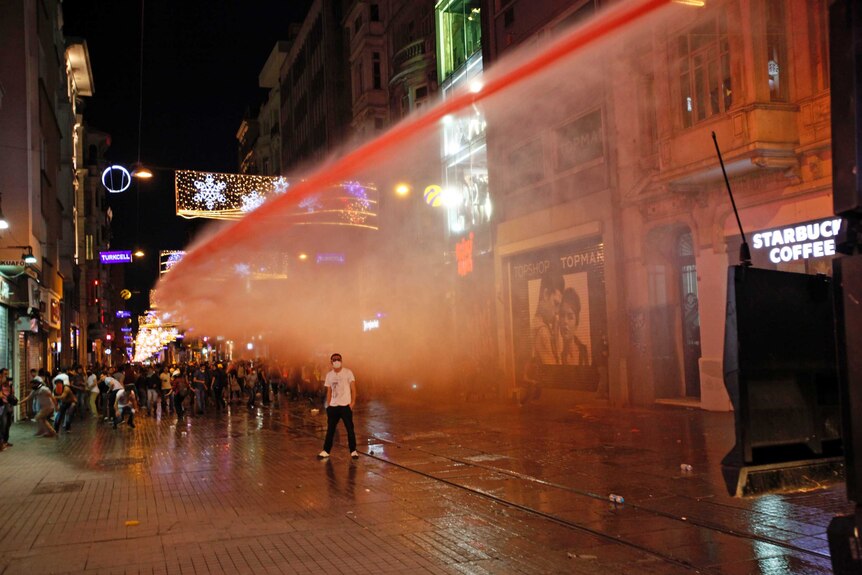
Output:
(61, 0), (312, 310)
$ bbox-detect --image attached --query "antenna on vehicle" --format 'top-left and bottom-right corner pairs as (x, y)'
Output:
(712, 132), (752, 267)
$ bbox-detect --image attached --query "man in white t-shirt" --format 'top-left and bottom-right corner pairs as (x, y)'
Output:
(86, 368), (100, 417)
(113, 383), (137, 429)
(317, 353), (358, 459)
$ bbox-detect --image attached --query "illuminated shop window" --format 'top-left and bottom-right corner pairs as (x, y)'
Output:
(436, 0), (482, 84)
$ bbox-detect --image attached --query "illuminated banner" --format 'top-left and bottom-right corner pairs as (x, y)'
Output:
(175, 170), (378, 228)
(751, 217), (843, 264)
(159, 250), (186, 275)
(100, 250), (133, 264)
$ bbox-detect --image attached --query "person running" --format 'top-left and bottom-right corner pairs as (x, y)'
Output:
(53, 372), (77, 433)
(172, 370), (190, 419)
(318, 353), (359, 460)
(20, 378), (56, 437)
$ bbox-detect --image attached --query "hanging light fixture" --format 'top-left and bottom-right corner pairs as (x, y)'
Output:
(0, 193), (9, 230)
(132, 0), (151, 180)
(22, 247), (37, 265)
(131, 162), (153, 179)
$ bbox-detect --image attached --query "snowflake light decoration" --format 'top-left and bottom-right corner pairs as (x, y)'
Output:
(240, 190), (266, 212)
(299, 194), (324, 213)
(273, 177), (290, 194)
(192, 174), (227, 209)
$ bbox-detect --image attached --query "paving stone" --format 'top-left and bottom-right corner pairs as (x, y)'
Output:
(0, 396), (851, 574)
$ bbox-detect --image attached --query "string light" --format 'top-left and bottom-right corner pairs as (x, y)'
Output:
(175, 170), (379, 228)
(133, 310), (179, 363)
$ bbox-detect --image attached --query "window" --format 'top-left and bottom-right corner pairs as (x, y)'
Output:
(354, 14), (363, 35)
(372, 52), (382, 89)
(677, 13), (732, 128)
(766, 0), (788, 101)
(436, 0), (482, 83)
(808, 0), (829, 91)
(370, 3), (379, 22)
(353, 59), (364, 99)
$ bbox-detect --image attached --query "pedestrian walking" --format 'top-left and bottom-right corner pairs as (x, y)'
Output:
(245, 367), (258, 410)
(192, 364), (207, 415)
(69, 366), (87, 420)
(145, 368), (160, 416)
(85, 368), (100, 417)
(211, 363), (227, 412)
(318, 353), (359, 460)
(160, 366), (173, 416)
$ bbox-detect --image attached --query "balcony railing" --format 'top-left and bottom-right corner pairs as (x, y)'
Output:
(393, 39), (427, 70)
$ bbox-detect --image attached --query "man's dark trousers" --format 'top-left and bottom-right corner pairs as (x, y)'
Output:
(323, 405), (356, 453)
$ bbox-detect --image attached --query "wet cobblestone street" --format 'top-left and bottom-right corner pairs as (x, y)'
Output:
(0, 394), (851, 574)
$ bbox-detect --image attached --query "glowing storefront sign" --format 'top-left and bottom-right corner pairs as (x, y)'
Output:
(100, 250), (133, 264)
(362, 319), (380, 332)
(316, 253), (345, 264)
(116, 310), (131, 318)
(456, 232), (474, 277)
(751, 218), (843, 264)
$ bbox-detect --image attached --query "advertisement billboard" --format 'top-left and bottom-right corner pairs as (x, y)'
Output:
(508, 237), (608, 391)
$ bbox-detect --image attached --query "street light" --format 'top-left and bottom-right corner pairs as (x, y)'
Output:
(395, 183), (411, 197)
(133, 249), (145, 258)
(130, 162), (153, 179)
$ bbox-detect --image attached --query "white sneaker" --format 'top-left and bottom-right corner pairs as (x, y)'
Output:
(317, 451), (330, 459)
(351, 451), (359, 459)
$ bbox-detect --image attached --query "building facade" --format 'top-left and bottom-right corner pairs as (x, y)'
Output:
(482, 0), (832, 410)
(279, 0), (352, 173)
(0, 0), (107, 399)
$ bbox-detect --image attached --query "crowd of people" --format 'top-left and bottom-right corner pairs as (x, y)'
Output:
(0, 359), (334, 443)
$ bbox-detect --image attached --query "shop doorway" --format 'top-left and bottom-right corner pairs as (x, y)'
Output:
(677, 231), (701, 398)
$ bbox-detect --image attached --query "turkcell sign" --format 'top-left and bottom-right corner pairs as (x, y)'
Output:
(116, 310), (131, 318)
(100, 250), (133, 264)
(751, 217), (843, 264)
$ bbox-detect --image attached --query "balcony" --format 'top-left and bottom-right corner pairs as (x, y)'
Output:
(393, 39), (426, 70)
